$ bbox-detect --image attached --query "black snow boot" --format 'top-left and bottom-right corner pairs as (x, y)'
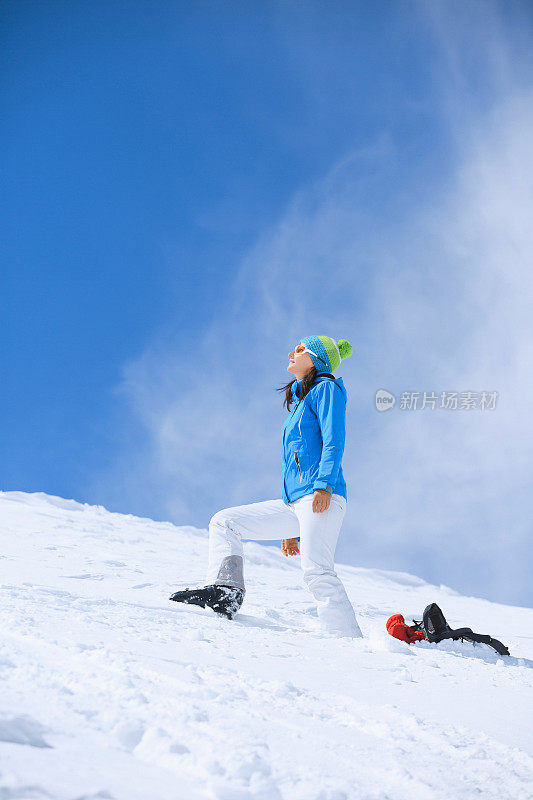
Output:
(169, 584), (244, 619)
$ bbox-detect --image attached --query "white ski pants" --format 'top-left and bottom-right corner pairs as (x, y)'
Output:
(205, 493), (362, 638)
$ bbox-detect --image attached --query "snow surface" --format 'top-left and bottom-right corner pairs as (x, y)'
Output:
(1, 489), (532, 800)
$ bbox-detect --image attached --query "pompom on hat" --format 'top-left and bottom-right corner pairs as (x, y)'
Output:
(299, 335), (354, 374)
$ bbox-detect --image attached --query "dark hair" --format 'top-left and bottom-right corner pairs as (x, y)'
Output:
(276, 366), (318, 411)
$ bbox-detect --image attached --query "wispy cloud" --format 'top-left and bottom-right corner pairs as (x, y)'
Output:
(90, 4), (533, 606)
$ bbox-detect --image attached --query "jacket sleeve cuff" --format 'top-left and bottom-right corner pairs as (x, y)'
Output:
(313, 480), (332, 493)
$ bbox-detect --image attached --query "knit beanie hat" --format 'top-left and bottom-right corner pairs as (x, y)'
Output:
(300, 335), (354, 374)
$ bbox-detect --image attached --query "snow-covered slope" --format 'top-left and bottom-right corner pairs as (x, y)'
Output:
(1, 490), (532, 800)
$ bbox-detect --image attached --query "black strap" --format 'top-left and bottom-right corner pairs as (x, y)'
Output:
(413, 604), (510, 656)
(447, 627), (510, 657)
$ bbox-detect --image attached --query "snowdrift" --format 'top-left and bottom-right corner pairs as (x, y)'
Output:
(1, 490), (532, 799)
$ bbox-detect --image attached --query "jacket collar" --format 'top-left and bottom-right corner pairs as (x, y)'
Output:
(291, 381), (301, 401)
(291, 373), (342, 402)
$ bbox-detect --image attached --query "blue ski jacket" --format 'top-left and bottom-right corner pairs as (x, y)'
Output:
(282, 374), (348, 504)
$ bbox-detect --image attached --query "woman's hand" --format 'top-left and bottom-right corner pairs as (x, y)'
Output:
(312, 489), (331, 513)
(281, 538), (300, 556)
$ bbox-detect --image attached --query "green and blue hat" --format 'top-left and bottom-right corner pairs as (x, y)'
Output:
(300, 335), (354, 374)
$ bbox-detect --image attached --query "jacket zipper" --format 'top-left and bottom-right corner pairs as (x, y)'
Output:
(294, 451), (302, 482)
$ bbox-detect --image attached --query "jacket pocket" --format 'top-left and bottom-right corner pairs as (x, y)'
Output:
(294, 451), (303, 482)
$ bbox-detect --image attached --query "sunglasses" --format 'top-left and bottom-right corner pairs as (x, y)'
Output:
(293, 343), (328, 367)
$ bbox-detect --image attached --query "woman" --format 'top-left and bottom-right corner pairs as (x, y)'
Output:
(170, 335), (362, 639)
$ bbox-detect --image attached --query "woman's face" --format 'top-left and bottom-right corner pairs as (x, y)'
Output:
(287, 342), (314, 380)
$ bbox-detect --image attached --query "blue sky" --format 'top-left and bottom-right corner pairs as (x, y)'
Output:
(2, 1), (532, 606)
